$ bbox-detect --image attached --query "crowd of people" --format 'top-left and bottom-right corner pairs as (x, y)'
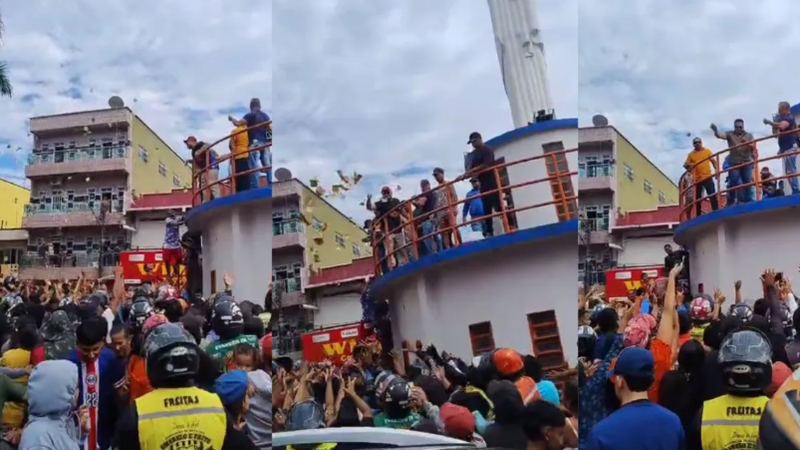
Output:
(681, 101), (800, 218)
(365, 131), (510, 273)
(0, 265), (272, 449)
(578, 264), (800, 449)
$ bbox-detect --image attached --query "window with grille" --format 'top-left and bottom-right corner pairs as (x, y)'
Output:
(643, 180), (653, 194)
(335, 232), (346, 247)
(468, 322), (496, 356)
(658, 191), (667, 204)
(173, 174), (181, 187)
(527, 310), (565, 371)
(542, 141), (577, 222)
(138, 146), (148, 162)
(158, 162), (167, 176)
(352, 242), (361, 257)
(624, 164), (634, 180)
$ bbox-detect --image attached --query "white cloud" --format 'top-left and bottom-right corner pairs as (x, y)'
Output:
(275, 0), (577, 223)
(0, 0), (271, 187)
(579, 0), (800, 180)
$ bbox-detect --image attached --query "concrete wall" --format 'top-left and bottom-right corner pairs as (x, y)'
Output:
(615, 131), (679, 212)
(313, 292), (362, 328)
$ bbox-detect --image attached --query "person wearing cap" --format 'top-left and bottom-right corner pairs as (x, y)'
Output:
(229, 98), (272, 188)
(440, 403), (486, 446)
(683, 137), (718, 217)
(366, 187), (409, 267)
(432, 167), (461, 250)
(585, 347), (684, 450)
(461, 177), (484, 234)
(465, 132), (500, 237)
(214, 370), (258, 449)
(184, 135), (220, 202)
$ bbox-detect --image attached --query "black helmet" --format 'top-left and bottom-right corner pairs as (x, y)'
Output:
(144, 323), (199, 386)
(0, 293), (23, 318)
(211, 300), (243, 337)
(286, 399), (325, 431)
(717, 328), (772, 394)
(759, 367), (800, 449)
(729, 303), (753, 323)
(129, 300), (154, 331)
(86, 292), (109, 309)
(2, 275), (18, 291)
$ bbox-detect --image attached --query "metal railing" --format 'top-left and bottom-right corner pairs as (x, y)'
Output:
(273, 219), (304, 236)
(579, 163), (613, 178)
(679, 128), (800, 221)
(192, 122), (272, 206)
(273, 277), (302, 293)
(28, 145), (128, 164)
(371, 148), (578, 276)
(19, 251), (121, 269)
(24, 201), (124, 216)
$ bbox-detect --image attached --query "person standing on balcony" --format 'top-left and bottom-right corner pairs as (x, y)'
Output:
(163, 211), (185, 285)
(229, 98), (272, 188)
(184, 136), (220, 202)
(463, 132), (500, 237)
(710, 120), (755, 206)
(683, 137), (718, 217)
(763, 101), (800, 195)
(432, 167), (460, 249)
(229, 124), (252, 194)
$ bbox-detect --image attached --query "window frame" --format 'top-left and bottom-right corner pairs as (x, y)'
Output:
(468, 321), (496, 356)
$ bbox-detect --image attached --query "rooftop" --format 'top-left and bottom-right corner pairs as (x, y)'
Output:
(614, 205), (680, 229)
(307, 257), (374, 288)
(129, 188), (192, 211)
(0, 177), (30, 192)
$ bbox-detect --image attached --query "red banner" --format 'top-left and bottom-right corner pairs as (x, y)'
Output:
(301, 323), (367, 365)
(119, 249), (186, 286)
(605, 266), (663, 299)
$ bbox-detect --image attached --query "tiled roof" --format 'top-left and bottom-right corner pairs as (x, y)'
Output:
(615, 205), (681, 227)
(307, 257), (374, 287)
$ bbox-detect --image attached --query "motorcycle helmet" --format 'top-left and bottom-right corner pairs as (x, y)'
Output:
(211, 299), (244, 338)
(382, 378), (411, 417)
(86, 292), (109, 309)
(717, 328), (772, 394)
(286, 399), (325, 431)
(766, 303), (794, 339)
(490, 348), (525, 379)
(129, 299), (154, 331)
(689, 295), (714, 322)
(729, 303), (753, 323)
(2, 275), (18, 291)
(578, 325), (597, 360)
(759, 366), (800, 449)
(143, 322), (199, 386)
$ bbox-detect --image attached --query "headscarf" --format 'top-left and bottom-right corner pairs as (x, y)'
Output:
(40, 310), (76, 360)
(623, 313), (654, 348)
(142, 314), (168, 336)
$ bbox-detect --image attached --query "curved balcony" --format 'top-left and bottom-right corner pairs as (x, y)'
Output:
(679, 128), (800, 223)
(25, 145), (130, 178)
(370, 149), (578, 276)
(191, 123), (272, 207)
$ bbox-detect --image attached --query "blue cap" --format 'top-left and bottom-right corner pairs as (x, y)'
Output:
(608, 347), (655, 378)
(214, 370), (249, 405)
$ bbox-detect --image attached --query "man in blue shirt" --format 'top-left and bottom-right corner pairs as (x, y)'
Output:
(586, 347), (684, 450)
(462, 178), (485, 233)
(764, 101), (800, 194)
(230, 98), (272, 188)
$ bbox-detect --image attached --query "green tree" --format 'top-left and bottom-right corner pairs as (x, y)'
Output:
(0, 9), (12, 97)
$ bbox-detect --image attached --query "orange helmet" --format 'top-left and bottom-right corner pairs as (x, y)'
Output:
(759, 368), (800, 449)
(491, 348), (524, 377)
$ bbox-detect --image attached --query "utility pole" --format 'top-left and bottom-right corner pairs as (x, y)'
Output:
(272, 281), (285, 355)
(579, 214), (592, 293)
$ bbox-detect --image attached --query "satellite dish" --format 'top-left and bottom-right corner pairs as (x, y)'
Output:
(108, 96), (125, 108)
(591, 114), (609, 127)
(274, 168), (292, 182)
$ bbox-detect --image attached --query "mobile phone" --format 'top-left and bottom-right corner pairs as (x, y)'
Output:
(776, 272), (784, 282)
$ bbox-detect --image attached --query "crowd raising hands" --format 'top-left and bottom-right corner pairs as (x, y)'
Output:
(577, 263), (800, 450)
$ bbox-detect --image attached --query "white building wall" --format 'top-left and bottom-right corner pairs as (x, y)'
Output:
(678, 209), (798, 301)
(494, 127), (578, 231)
(616, 234), (676, 267)
(197, 200), (272, 305)
(130, 216), (187, 250)
(386, 235), (577, 363)
(314, 292), (362, 328)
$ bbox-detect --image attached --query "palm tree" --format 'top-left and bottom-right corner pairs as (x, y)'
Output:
(0, 9), (12, 97)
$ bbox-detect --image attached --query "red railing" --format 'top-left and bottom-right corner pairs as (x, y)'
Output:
(191, 121), (272, 206)
(370, 148), (578, 276)
(679, 128), (800, 221)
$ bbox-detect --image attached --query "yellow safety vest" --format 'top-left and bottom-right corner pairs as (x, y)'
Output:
(700, 394), (768, 450)
(464, 385), (495, 421)
(136, 386), (227, 450)
(289, 444), (337, 450)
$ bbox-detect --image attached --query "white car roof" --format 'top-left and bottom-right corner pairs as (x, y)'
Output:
(274, 427), (474, 448)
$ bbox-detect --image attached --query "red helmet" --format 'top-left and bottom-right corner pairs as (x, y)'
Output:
(690, 296), (713, 321)
(261, 333), (272, 360)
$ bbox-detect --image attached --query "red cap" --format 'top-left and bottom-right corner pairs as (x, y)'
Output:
(184, 135), (197, 144)
(440, 403), (475, 438)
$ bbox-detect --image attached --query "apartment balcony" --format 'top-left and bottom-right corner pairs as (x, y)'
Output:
(273, 220), (306, 249)
(29, 108), (133, 135)
(580, 229), (611, 245)
(274, 278), (311, 307)
(26, 146), (131, 178)
(18, 253), (114, 280)
(272, 180), (302, 200)
(578, 165), (615, 193)
(579, 126), (615, 144)
(22, 203), (126, 229)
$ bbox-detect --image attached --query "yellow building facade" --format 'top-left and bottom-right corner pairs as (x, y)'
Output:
(614, 130), (679, 213)
(299, 183), (371, 271)
(0, 178), (29, 229)
(130, 115), (192, 195)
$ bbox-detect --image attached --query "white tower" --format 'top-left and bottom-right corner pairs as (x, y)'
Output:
(487, 0), (553, 129)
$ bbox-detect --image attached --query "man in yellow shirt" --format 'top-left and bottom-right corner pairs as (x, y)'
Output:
(229, 125), (252, 194)
(684, 137), (719, 217)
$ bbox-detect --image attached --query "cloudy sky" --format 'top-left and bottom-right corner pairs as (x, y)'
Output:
(0, 0), (271, 187)
(274, 0), (577, 225)
(580, 0), (800, 180)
